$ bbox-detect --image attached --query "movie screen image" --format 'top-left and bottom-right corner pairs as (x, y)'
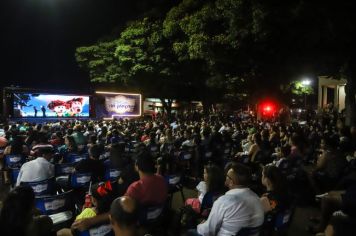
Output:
(13, 93), (90, 118)
(95, 92), (141, 118)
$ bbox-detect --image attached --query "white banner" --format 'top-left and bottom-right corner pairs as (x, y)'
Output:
(105, 95), (136, 114)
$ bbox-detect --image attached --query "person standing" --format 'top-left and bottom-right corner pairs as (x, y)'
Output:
(41, 106), (46, 117)
(33, 106), (38, 117)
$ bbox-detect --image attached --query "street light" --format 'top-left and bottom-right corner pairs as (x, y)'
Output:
(301, 79), (311, 86)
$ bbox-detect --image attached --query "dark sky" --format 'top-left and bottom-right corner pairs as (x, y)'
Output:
(0, 0), (139, 90)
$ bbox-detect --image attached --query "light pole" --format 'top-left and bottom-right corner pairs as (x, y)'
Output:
(301, 79), (311, 109)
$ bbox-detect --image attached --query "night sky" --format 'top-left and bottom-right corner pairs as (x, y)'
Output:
(0, 0), (140, 90)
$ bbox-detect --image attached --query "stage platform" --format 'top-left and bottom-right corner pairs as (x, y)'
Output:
(7, 117), (94, 124)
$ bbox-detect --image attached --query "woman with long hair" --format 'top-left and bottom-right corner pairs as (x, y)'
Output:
(185, 164), (226, 214)
(58, 135), (78, 162)
(3, 135), (29, 184)
(260, 165), (290, 213)
(4, 134), (29, 156)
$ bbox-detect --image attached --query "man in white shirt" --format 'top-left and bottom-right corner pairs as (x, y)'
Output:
(196, 163), (264, 236)
(16, 147), (55, 186)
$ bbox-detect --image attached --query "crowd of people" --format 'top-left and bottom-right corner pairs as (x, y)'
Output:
(0, 109), (355, 236)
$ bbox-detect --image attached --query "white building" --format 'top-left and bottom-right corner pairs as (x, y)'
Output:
(318, 76), (347, 112)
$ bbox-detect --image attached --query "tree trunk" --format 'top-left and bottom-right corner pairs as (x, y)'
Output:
(202, 100), (211, 115)
(345, 75), (356, 126)
(160, 98), (173, 119)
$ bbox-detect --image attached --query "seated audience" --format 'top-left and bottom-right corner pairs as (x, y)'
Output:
(324, 214), (356, 236)
(273, 145), (291, 169)
(71, 151), (167, 232)
(116, 161), (140, 196)
(72, 124), (86, 149)
(0, 136), (8, 182)
(1, 108), (354, 236)
(75, 144), (105, 183)
(4, 134), (30, 157)
(236, 133), (262, 162)
(58, 135), (78, 159)
(309, 184), (356, 234)
(50, 131), (64, 148)
(311, 136), (347, 193)
(30, 131), (54, 158)
(109, 142), (128, 169)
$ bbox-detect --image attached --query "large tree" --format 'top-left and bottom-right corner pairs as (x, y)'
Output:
(115, 18), (188, 115)
(75, 0), (356, 124)
(76, 40), (122, 84)
(163, 0), (249, 108)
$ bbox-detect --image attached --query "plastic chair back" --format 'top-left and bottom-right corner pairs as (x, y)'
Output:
(35, 190), (73, 215)
(79, 224), (114, 236)
(65, 153), (87, 163)
(0, 147), (5, 155)
(70, 172), (92, 188)
(104, 168), (121, 182)
(165, 175), (181, 185)
(240, 155), (250, 164)
(21, 177), (56, 196)
(10, 168), (21, 186)
(148, 143), (160, 158)
(5, 154), (25, 168)
(236, 226), (261, 236)
(139, 205), (165, 225)
(274, 208), (293, 231)
(180, 151), (193, 160)
(55, 162), (75, 176)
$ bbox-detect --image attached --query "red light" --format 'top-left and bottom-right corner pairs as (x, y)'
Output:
(264, 106), (272, 112)
(257, 99), (278, 119)
(260, 102), (275, 116)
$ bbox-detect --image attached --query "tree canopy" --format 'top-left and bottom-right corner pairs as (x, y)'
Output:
(75, 0), (356, 124)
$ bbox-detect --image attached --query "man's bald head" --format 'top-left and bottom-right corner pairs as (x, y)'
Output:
(119, 196), (136, 213)
(110, 196), (138, 230)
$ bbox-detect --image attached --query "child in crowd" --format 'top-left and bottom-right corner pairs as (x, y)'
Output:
(77, 181), (115, 220)
(57, 181), (116, 236)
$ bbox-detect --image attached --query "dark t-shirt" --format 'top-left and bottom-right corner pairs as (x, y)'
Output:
(263, 191), (290, 212)
(342, 185), (356, 217)
(116, 163), (140, 196)
(75, 158), (105, 183)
